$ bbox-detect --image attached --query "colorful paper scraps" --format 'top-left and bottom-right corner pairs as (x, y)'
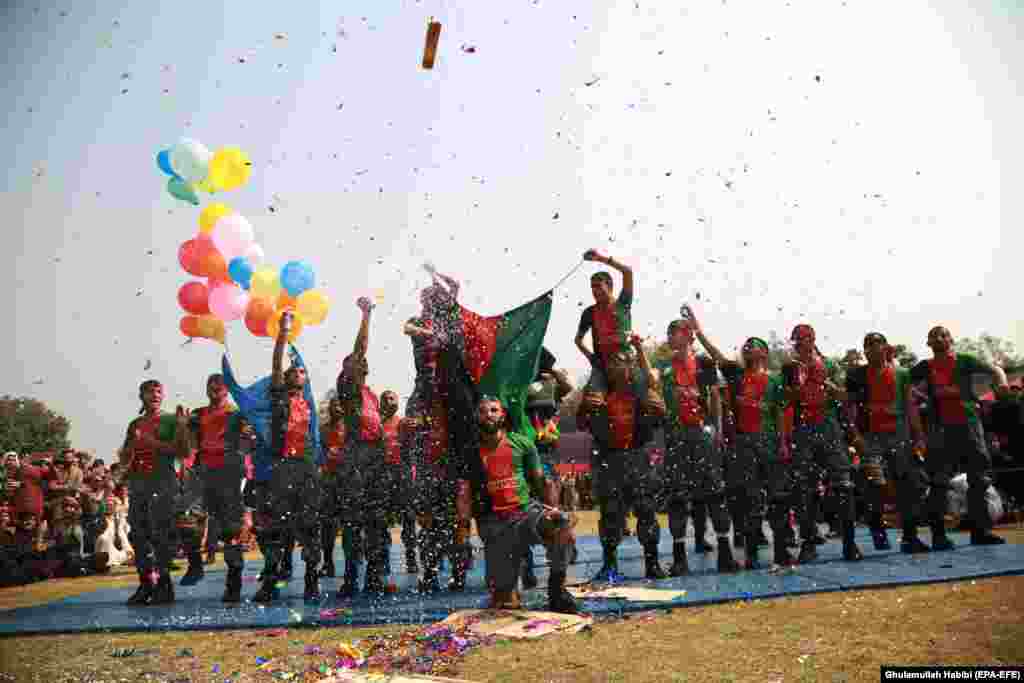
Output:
(439, 609), (593, 640)
(567, 586), (688, 602)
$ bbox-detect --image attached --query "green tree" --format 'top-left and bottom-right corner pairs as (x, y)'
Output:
(0, 396), (72, 455)
(890, 344), (919, 369)
(953, 333), (1023, 367)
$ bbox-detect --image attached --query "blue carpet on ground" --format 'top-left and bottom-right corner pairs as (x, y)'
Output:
(1, 528), (1022, 636)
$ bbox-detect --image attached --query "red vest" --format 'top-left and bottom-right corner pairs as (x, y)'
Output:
(736, 371), (769, 434)
(131, 414), (161, 475)
(282, 395), (310, 458)
(606, 391), (636, 449)
(197, 405), (231, 469)
(672, 355), (705, 427)
(866, 366), (899, 433)
(382, 416), (402, 465)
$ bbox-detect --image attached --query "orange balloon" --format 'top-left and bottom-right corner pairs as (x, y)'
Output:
(199, 249), (228, 280)
(245, 297), (275, 337)
(266, 309), (303, 342)
(277, 291), (297, 311)
(180, 315), (202, 338)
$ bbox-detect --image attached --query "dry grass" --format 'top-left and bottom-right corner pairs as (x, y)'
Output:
(0, 521), (1021, 683)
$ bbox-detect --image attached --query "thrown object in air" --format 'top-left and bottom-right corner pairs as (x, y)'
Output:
(422, 18), (442, 69)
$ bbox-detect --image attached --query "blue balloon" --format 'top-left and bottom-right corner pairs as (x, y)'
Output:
(229, 257), (254, 290)
(156, 149), (179, 178)
(280, 260), (315, 297)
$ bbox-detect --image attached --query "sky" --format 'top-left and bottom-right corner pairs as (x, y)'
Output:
(2, 0), (1022, 458)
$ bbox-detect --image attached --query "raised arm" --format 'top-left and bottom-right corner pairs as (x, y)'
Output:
(433, 271), (460, 301)
(584, 249), (632, 299)
(353, 297), (374, 360)
(691, 313), (729, 367)
(272, 311), (294, 388)
(403, 319), (434, 339)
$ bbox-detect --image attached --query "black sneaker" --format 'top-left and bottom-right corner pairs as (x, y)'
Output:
(126, 578), (155, 606)
(548, 588), (579, 615)
(900, 537), (931, 554)
(151, 573), (175, 605)
(871, 529), (891, 551)
(970, 531), (1006, 546)
(798, 542), (818, 564)
(179, 562), (205, 587)
(222, 568), (242, 603)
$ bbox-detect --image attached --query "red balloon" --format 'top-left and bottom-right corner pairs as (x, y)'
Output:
(177, 281), (210, 315)
(244, 297), (275, 337)
(178, 239), (203, 276)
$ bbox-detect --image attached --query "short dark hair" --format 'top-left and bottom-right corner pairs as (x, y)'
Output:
(207, 373), (225, 385)
(667, 319), (693, 337)
(591, 272), (613, 288)
(863, 332), (887, 346)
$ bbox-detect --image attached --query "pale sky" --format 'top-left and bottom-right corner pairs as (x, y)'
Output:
(3, 0), (1022, 458)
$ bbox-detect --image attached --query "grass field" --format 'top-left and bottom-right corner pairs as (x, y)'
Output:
(0, 516), (1021, 682)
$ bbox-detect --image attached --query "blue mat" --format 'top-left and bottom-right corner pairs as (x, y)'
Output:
(1, 528), (1022, 636)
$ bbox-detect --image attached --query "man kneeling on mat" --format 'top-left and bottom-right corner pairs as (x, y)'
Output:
(455, 396), (578, 614)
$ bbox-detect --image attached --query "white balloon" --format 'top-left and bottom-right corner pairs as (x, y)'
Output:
(169, 138), (212, 184)
(212, 213), (255, 261)
(244, 243), (265, 265)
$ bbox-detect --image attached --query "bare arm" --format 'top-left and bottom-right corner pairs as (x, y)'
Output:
(352, 298), (373, 360)
(575, 333), (595, 364)
(433, 271), (460, 301)
(695, 329), (729, 368)
(550, 369), (574, 403)
(272, 311), (293, 388)
(403, 321), (434, 338)
(526, 468), (546, 503)
(604, 254), (633, 299)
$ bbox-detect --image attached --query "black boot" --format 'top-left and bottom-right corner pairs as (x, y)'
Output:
(521, 548), (538, 589)
(842, 521), (863, 561)
(870, 512), (891, 550)
(319, 558), (336, 578)
(279, 550), (294, 581)
(669, 540), (689, 577)
(151, 572), (175, 605)
(179, 552), (205, 586)
(570, 542), (579, 565)
(338, 559), (359, 598)
(405, 549), (419, 574)
(970, 530), (1006, 546)
(644, 545), (668, 580)
(126, 571), (156, 606)
(222, 567), (242, 603)
(449, 546), (469, 592)
(547, 570), (578, 614)
(734, 533), (745, 549)
(717, 537), (740, 573)
(900, 521), (931, 554)
(930, 518), (955, 552)
(798, 540), (818, 564)
(592, 545), (621, 583)
(252, 575), (280, 603)
(871, 527), (891, 551)
(744, 533), (762, 570)
(304, 568), (321, 601)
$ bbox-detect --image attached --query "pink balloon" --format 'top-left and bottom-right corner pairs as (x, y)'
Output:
(244, 243), (265, 265)
(212, 213), (254, 262)
(208, 283), (250, 321)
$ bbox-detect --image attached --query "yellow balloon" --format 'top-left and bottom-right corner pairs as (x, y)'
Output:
(199, 203), (232, 235)
(296, 289), (330, 326)
(266, 309), (303, 342)
(196, 176), (218, 194)
(196, 316), (226, 344)
(250, 266), (282, 300)
(208, 147), (252, 192)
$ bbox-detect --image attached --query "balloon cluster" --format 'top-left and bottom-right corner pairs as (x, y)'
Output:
(156, 138), (252, 205)
(176, 203), (329, 343)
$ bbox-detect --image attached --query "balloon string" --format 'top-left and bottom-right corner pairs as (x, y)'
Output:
(180, 338), (194, 348)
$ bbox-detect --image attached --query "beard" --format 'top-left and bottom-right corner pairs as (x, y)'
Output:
(478, 421), (501, 435)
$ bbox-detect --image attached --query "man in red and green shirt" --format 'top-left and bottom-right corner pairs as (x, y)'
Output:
(578, 336), (667, 582)
(119, 380), (190, 606)
(692, 315), (789, 568)
(575, 249), (635, 400)
(845, 333), (929, 553)
(335, 297), (393, 596)
(655, 319), (739, 575)
(456, 397), (578, 614)
(254, 311), (323, 603)
(779, 324), (863, 565)
(180, 374), (251, 601)
(909, 326), (1010, 549)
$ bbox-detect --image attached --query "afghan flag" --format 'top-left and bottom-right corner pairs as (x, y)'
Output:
(437, 291), (554, 467)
